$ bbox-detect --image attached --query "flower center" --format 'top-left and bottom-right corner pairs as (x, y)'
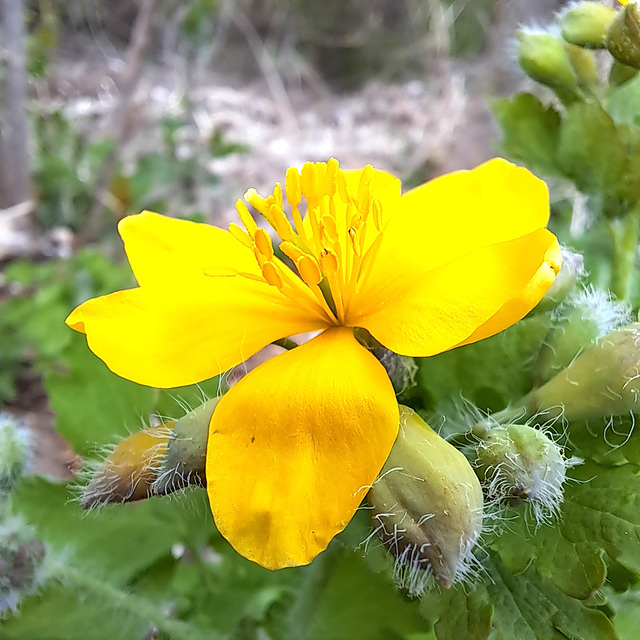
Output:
(228, 159), (384, 325)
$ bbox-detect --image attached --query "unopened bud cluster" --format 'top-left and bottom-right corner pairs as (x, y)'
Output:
(517, 2), (640, 94)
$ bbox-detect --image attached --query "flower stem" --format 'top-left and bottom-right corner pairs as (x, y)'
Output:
(273, 337), (298, 350)
(608, 205), (640, 302)
(284, 541), (342, 639)
(55, 563), (218, 640)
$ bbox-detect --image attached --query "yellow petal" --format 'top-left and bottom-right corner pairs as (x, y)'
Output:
(359, 158), (550, 287)
(66, 277), (328, 388)
(206, 327), (399, 569)
(119, 211), (259, 286)
(456, 237), (562, 347)
(352, 228), (560, 357)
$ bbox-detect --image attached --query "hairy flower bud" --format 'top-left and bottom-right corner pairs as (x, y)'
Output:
(474, 423), (569, 523)
(81, 424), (173, 508)
(528, 323), (640, 422)
(0, 518), (47, 616)
(0, 414), (30, 497)
(517, 29), (578, 88)
(535, 287), (630, 383)
(372, 348), (418, 396)
(607, 2), (640, 69)
(152, 397), (219, 496)
(368, 406), (483, 594)
(560, 2), (617, 48)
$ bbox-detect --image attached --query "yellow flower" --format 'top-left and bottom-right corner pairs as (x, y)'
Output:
(66, 158), (560, 570)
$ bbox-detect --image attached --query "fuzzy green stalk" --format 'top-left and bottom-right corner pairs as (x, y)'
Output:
(608, 205), (640, 302)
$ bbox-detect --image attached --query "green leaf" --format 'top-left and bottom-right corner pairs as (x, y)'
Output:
(557, 102), (629, 198)
(493, 93), (562, 176)
(301, 548), (426, 640)
(12, 477), (213, 585)
(494, 462), (640, 599)
(608, 75), (640, 126)
(417, 313), (552, 420)
(420, 554), (615, 640)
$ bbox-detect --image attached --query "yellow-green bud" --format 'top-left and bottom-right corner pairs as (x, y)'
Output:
(474, 423), (569, 523)
(565, 43), (599, 84)
(0, 414), (30, 496)
(535, 287), (630, 383)
(368, 406), (483, 594)
(81, 423), (173, 508)
(609, 59), (640, 85)
(560, 2), (617, 48)
(517, 29), (579, 88)
(152, 397), (219, 495)
(529, 247), (584, 316)
(607, 2), (640, 69)
(528, 323), (640, 422)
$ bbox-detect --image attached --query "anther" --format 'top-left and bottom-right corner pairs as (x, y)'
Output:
(273, 182), (284, 211)
(254, 228), (274, 260)
(280, 241), (306, 262)
(286, 167), (302, 207)
(229, 223), (254, 248)
(236, 200), (258, 235)
(322, 215), (338, 243)
(269, 204), (294, 241)
(319, 248), (339, 275)
(301, 163), (318, 203)
(261, 262), (283, 289)
(337, 171), (351, 204)
(297, 255), (323, 286)
(244, 188), (269, 216)
(323, 158), (339, 197)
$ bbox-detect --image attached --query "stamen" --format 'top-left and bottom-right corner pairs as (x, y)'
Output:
(286, 167), (302, 207)
(301, 163), (318, 203)
(280, 241), (306, 262)
(297, 255), (323, 286)
(323, 158), (339, 197)
(320, 248), (339, 275)
(337, 171), (351, 204)
(261, 262), (283, 289)
(254, 228), (274, 259)
(269, 204), (294, 241)
(273, 182), (284, 211)
(322, 215), (338, 243)
(229, 223), (254, 248)
(244, 188), (269, 216)
(236, 200), (258, 235)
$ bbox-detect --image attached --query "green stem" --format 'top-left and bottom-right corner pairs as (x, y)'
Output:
(55, 563), (218, 640)
(608, 205), (640, 302)
(285, 541), (342, 640)
(273, 337), (298, 350)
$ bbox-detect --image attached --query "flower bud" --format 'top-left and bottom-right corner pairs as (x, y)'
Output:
(0, 518), (47, 616)
(368, 406), (483, 594)
(529, 247), (584, 316)
(474, 423), (569, 523)
(607, 2), (640, 69)
(609, 59), (639, 85)
(152, 397), (219, 496)
(517, 29), (579, 88)
(81, 423), (173, 508)
(565, 43), (599, 85)
(535, 286), (630, 383)
(560, 2), (617, 48)
(0, 414), (30, 496)
(528, 323), (640, 422)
